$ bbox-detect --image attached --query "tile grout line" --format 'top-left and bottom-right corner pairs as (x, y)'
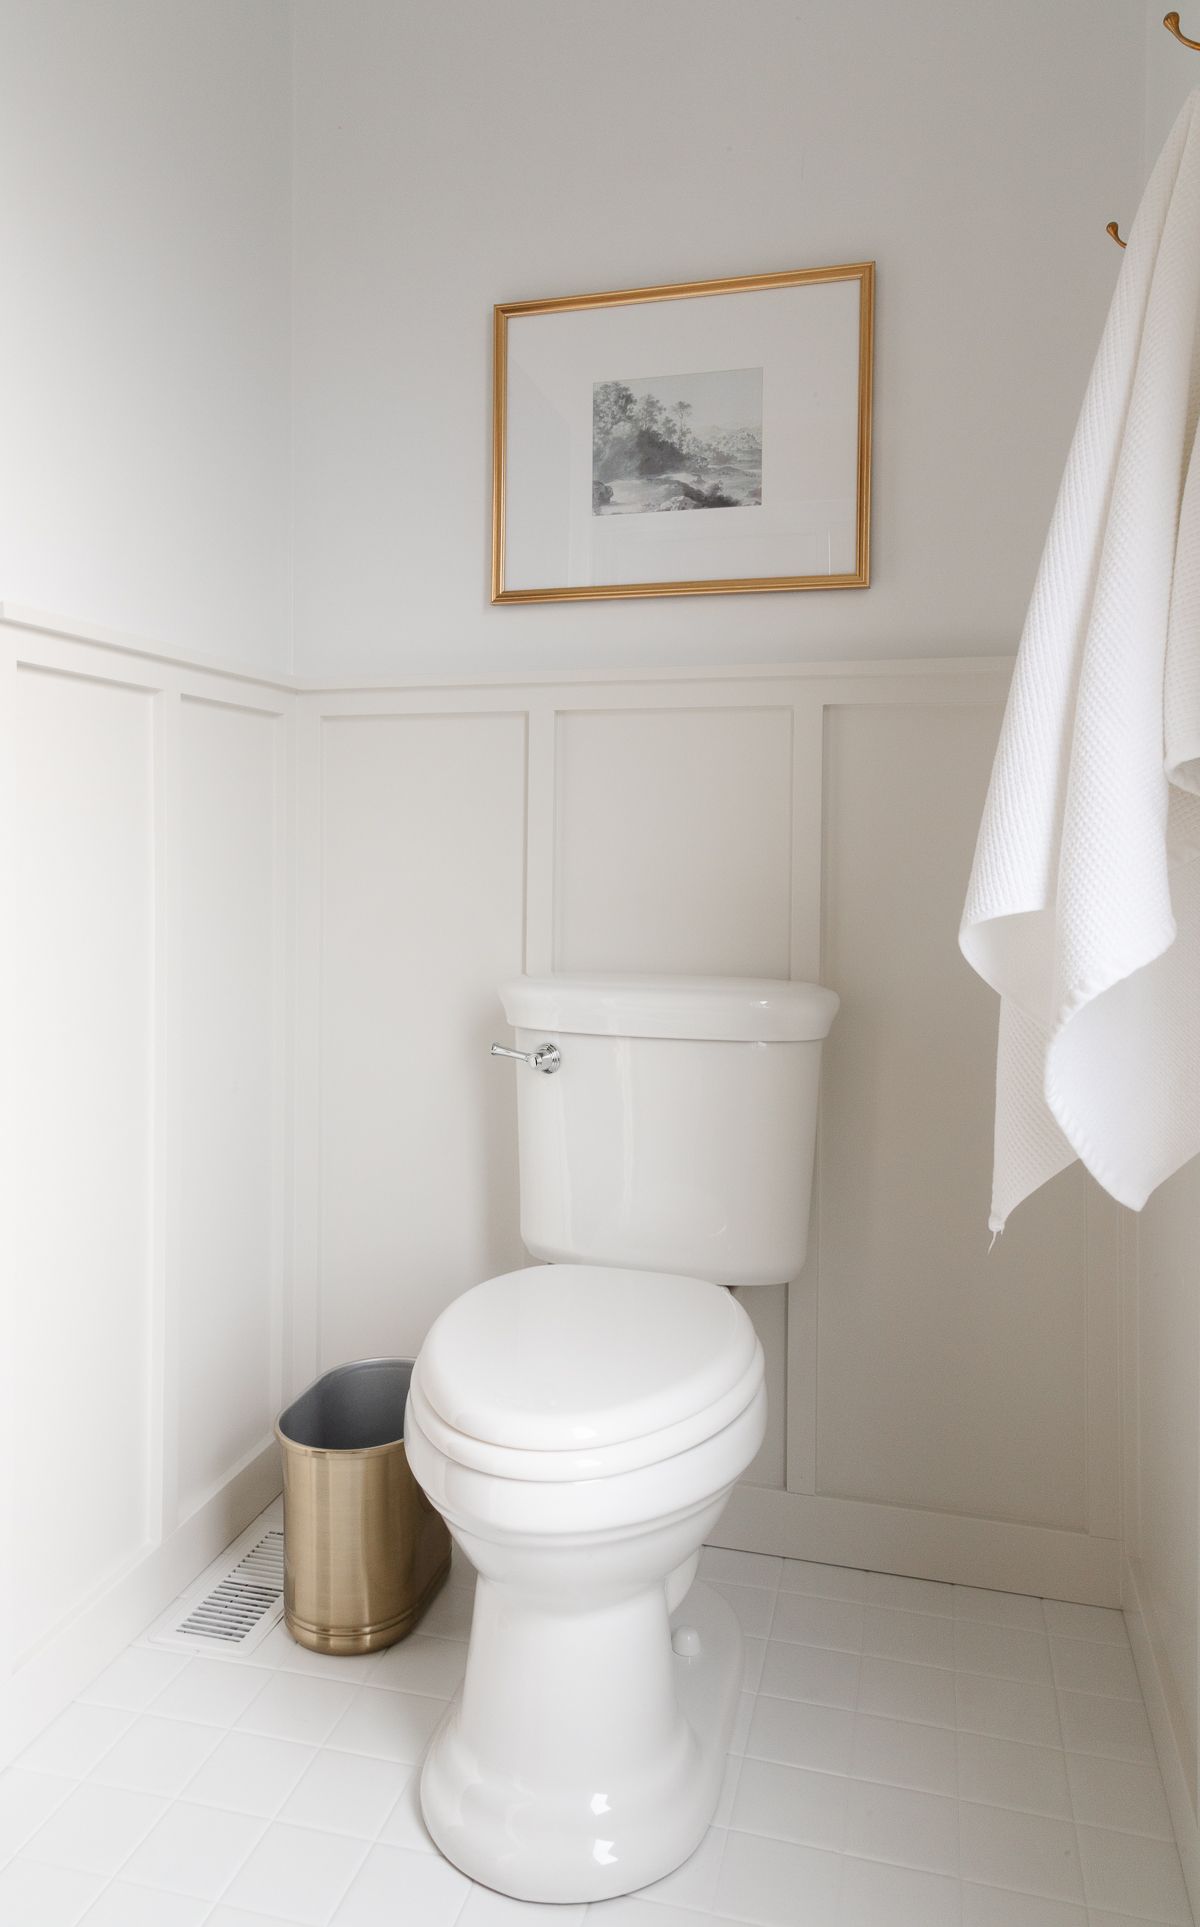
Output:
(835, 1575), (869, 1915)
(4, 1550), (1180, 1927)
(58, 1660), (400, 1926)
(1048, 1618), (1090, 1922)
(711, 1560), (786, 1911)
(208, 1806), (370, 1926)
(25, 1682), (1161, 1781)
(76, 1725), (280, 1927)
(951, 1620), (964, 1923)
(15, 1756), (170, 1901)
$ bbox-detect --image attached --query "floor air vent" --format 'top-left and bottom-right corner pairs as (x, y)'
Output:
(175, 1529), (284, 1644)
(147, 1503), (286, 1655)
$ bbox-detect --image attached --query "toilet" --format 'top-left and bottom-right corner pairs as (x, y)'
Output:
(404, 973), (838, 1905)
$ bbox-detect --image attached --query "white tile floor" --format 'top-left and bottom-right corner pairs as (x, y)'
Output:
(0, 1529), (1191, 1927)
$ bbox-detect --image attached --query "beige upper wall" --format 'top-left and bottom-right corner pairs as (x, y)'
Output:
(290, 0), (1144, 680)
(0, 0), (292, 673)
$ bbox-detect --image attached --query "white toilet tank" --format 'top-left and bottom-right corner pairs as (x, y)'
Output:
(498, 975), (838, 1289)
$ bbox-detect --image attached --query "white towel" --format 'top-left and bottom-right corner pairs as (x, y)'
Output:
(960, 91), (1200, 1233)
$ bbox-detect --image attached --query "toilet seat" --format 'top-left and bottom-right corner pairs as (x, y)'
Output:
(407, 1352), (763, 1483)
(406, 1369), (767, 1539)
(412, 1264), (761, 1483)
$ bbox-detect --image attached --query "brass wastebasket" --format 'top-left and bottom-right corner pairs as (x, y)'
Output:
(276, 1358), (450, 1656)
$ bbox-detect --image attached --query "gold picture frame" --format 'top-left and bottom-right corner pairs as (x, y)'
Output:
(492, 261), (874, 604)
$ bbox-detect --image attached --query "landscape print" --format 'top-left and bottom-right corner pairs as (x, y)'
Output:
(592, 366), (763, 515)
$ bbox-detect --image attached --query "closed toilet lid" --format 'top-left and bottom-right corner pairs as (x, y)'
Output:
(416, 1264), (759, 1455)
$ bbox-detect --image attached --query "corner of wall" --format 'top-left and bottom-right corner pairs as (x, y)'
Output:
(285, 0), (298, 685)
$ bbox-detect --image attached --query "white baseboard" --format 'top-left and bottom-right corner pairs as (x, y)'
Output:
(1124, 1554), (1200, 1919)
(717, 1482), (1122, 1606)
(0, 1439), (281, 1771)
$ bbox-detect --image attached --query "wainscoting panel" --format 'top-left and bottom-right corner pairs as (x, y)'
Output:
(3, 605), (1126, 1790)
(12, 663), (158, 1644)
(815, 702), (1091, 1531)
(312, 710), (529, 1373)
(554, 705), (794, 977)
(176, 695), (286, 1520)
(300, 659), (1122, 1605)
(1, 610), (289, 1767)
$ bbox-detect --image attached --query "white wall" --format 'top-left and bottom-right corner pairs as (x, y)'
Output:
(1, 610), (289, 1765)
(1124, 7), (1200, 1833)
(294, 659), (1123, 1607)
(1124, 1160), (1200, 1911)
(289, 0), (1142, 681)
(0, 1), (292, 674)
(1112, 19), (1200, 1916)
(0, 0), (1151, 685)
(312, 709), (528, 1366)
(1127, 1174), (1200, 1748)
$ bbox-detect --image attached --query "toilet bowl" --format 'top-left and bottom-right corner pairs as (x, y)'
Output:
(404, 1263), (766, 1904)
(407, 974), (837, 1904)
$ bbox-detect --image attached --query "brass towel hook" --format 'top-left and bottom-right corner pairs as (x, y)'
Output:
(1108, 14), (1200, 239)
(1164, 11), (1200, 50)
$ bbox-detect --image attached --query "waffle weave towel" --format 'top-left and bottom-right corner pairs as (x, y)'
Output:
(960, 92), (1200, 1233)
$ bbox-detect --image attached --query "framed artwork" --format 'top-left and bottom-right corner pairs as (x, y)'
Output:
(491, 260), (873, 604)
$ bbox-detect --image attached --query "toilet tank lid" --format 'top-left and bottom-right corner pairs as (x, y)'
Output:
(499, 974), (839, 1042)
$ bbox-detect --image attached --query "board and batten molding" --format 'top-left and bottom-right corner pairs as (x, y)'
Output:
(1, 606), (291, 1767)
(3, 600), (1125, 1786)
(294, 653), (1123, 1609)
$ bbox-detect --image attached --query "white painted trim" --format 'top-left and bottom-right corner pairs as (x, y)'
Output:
(1, 599), (1016, 696)
(1120, 1206), (1141, 1565)
(787, 697), (824, 982)
(1126, 1553), (1200, 1917)
(304, 673), (1016, 726)
(0, 631), (19, 1675)
(297, 656), (1017, 695)
(1085, 1183), (1122, 1543)
(289, 699), (324, 1396)
(785, 1235), (819, 1497)
(271, 704), (292, 1422)
(0, 1441), (281, 1772)
(150, 687), (183, 1544)
(525, 705), (555, 974)
(0, 604), (294, 694)
(716, 1482), (1122, 1606)
(784, 694), (825, 1497)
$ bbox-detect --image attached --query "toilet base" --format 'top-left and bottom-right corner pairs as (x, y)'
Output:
(419, 1579), (742, 1905)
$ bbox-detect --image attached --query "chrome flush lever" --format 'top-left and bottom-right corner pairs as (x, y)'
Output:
(490, 1041), (562, 1074)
